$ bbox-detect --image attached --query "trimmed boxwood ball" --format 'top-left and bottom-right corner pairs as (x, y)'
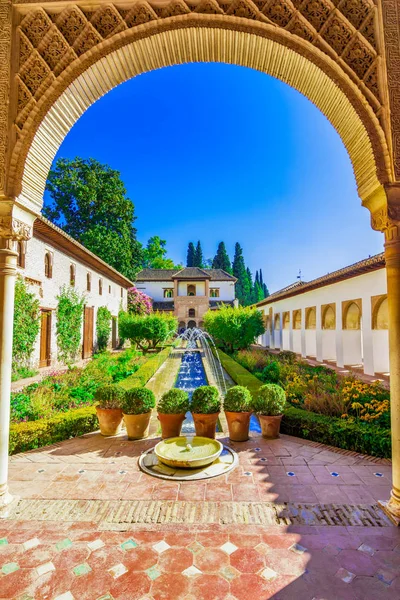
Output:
(224, 385), (252, 413)
(94, 384), (125, 409)
(191, 385), (221, 414)
(158, 389), (190, 414)
(252, 384), (286, 416)
(122, 387), (156, 415)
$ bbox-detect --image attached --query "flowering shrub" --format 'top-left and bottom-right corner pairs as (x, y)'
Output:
(127, 286), (152, 315)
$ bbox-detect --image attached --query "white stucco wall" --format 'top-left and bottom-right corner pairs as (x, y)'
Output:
(135, 280), (173, 302)
(18, 235), (129, 369)
(258, 268), (389, 376)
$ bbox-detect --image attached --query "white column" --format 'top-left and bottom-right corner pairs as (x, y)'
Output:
(335, 301), (344, 368)
(301, 309), (307, 358)
(316, 304), (323, 362)
(279, 313), (283, 350)
(361, 296), (375, 376)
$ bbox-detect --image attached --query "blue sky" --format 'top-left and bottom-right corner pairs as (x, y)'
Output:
(46, 62), (384, 293)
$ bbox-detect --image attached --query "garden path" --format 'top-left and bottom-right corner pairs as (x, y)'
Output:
(1, 430), (399, 600)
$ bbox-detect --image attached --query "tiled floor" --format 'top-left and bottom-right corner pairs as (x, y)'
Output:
(1, 430), (399, 599)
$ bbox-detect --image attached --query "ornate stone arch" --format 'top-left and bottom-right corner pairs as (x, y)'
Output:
(321, 303), (335, 329)
(292, 309), (302, 329)
(342, 298), (362, 329)
(1, 4), (395, 221)
(305, 306), (316, 329)
(372, 294), (389, 330)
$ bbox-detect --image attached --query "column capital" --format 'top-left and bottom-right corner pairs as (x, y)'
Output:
(0, 200), (36, 242)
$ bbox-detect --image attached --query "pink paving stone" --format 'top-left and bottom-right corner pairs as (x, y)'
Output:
(87, 546), (125, 571)
(110, 570), (151, 600)
(232, 484), (260, 502)
(196, 532), (228, 547)
(337, 549), (380, 576)
(26, 568), (75, 599)
(229, 533), (261, 548)
(151, 483), (179, 501)
(70, 567), (115, 599)
(0, 566), (38, 598)
(17, 544), (55, 569)
(52, 546), (90, 570)
(158, 548), (193, 572)
(194, 548), (229, 573)
(189, 573), (229, 600)
(123, 547), (158, 571)
(352, 575), (399, 600)
(230, 573), (284, 599)
(205, 484), (233, 502)
(151, 572), (190, 600)
(230, 548), (265, 573)
(122, 482), (154, 499)
(163, 531), (195, 547)
(178, 483), (206, 501)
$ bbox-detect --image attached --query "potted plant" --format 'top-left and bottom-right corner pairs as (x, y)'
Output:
(95, 384), (125, 436)
(121, 387), (156, 440)
(157, 388), (190, 439)
(191, 385), (221, 439)
(252, 384), (286, 439)
(223, 385), (252, 442)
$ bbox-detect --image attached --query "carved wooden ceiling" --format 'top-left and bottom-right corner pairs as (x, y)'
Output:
(14, 0), (382, 133)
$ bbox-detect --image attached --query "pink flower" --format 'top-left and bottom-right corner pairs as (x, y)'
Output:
(127, 286), (153, 315)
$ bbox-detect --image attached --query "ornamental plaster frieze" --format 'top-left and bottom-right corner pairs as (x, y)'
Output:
(0, 216), (32, 240)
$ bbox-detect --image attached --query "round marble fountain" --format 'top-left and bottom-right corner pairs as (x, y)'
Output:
(139, 435), (238, 481)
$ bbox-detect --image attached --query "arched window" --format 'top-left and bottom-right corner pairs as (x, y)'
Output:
(283, 312), (290, 330)
(374, 297), (388, 330)
(121, 287), (123, 298)
(322, 305), (335, 330)
(188, 308), (195, 318)
(274, 314), (280, 330)
(344, 302), (361, 330)
(188, 320), (196, 329)
(293, 310), (302, 329)
(306, 307), (316, 329)
(99, 278), (103, 296)
(17, 241), (26, 268)
(164, 289), (173, 298)
(44, 252), (52, 279)
(70, 264), (76, 286)
(87, 273), (91, 292)
(187, 284), (196, 296)
(109, 284), (111, 294)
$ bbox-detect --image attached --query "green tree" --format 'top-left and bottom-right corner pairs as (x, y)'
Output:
(212, 242), (232, 273)
(232, 243), (250, 305)
(259, 269), (269, 298)
(194, 241), (204, 268)
(245, 267), (254, 306)
(13, 277), (40, 369)
(56, 286), (85, 363)
(203, 305), (264, 352)
(253, 270), (264, 303)
(142, 236), (177, 269)
(96, 306), (112, 352)
(45, 157), (143, 279)
(118, 312), (177, 353)
(186, 242), (195, 267)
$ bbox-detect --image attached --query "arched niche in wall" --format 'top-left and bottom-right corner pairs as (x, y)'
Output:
(305, 307), (316, 329)
(342, 299), (362, 330)
(274, 314), (280, 331)
(283, 312), (290, 330)
(322, 304), (336, 330)
(293, 309), (302, 330)
(372, 295), (389, 330)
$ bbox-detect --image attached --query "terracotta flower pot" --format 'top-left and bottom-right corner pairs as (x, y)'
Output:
(192, 412), (219, 439)
(96, 407), (123, 437)
(158, 413), (186, 439)
(123, 412), (152, 440)
(258, 414), (283, 439)
(225, 411), (252, 442)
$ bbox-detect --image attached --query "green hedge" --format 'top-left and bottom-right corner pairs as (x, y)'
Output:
(9, 406), (97, 455)
(119, 346), (171, 390)
(216, 349), (391, 458)
(9, 347), (172, 454)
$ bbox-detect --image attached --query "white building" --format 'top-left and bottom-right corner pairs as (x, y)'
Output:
(256, 253), (389, 377)
(135, 267), (237, 329)
(16, 216), (132, 369)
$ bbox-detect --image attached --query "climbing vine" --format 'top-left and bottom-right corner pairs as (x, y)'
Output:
(96, 306), (112, 352)
(13, 277), (40, 370)
(56, 285), (85, 364)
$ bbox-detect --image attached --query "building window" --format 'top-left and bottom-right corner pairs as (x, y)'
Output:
(109, 284), (111, 294)
(210, 288), (219, 298)
(44, 252), (52, 279)
(188, 308), (196, 318)
(187, 284), (196, 296)
(99, 278), (103, 296)
(17, 241), (26, 268)
(70, 264), (76, 286)
(121, 287), (123, 298)
(87, 273), (91, 292)
(164, 289), (173, 298)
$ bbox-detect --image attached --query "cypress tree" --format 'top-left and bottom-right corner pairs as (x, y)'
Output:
(194, 241), (204, 268)
(259, 269), (264, 287)
(212, 242), (232, 273)
(232, 243), (249, 305)
(186, 242), (195, 267)
(246, 267), (255, 306)
(263, 283), (270, 298)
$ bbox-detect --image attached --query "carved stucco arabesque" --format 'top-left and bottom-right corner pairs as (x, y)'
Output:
(0, 0), (399, 236)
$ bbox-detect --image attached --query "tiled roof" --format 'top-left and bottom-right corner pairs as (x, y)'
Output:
(256, 253), (385, 307)
(152, 301), (174, 310)
(34, 216), (134, 288)
(135, 268), (236, 282)
(209, 300), (235, 308)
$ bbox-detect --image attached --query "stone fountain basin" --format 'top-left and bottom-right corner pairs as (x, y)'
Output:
(154, 436), (223, 469)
